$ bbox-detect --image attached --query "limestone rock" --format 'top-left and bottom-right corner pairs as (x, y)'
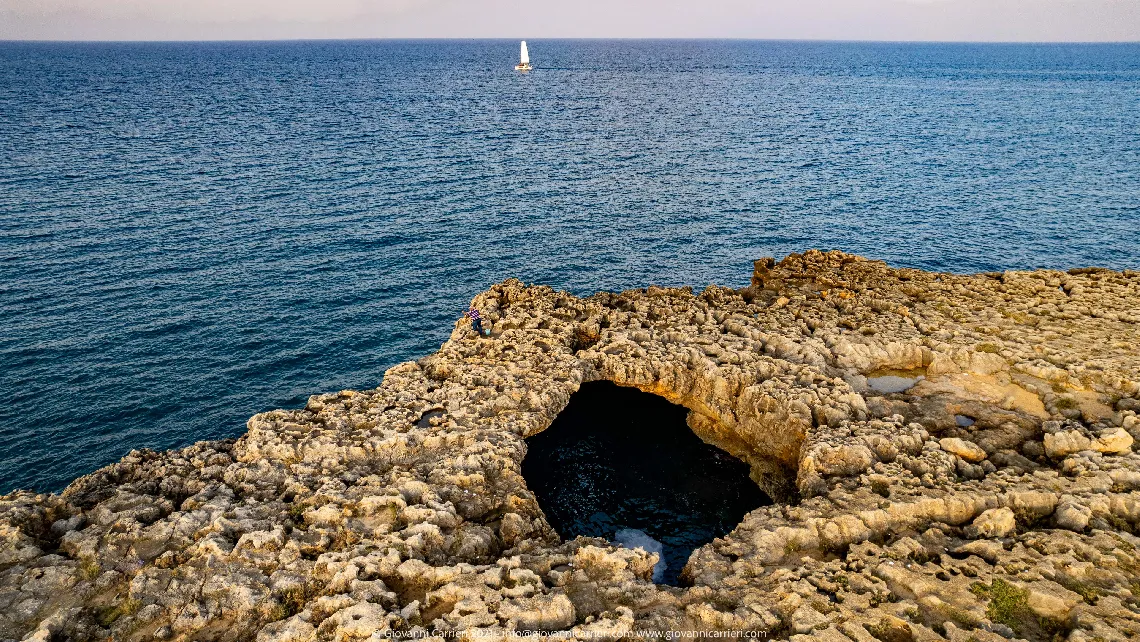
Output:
(939, 437), (987, 463)
(1, 251), (1139, 641)
(499, 593), (575, 631)
(1095, 427), (1134, 454)
(1044, 430), (1093, 458)
(1054, 501), (1092, 532)
(256, 617), (315, 642)
(965, 507), (1016, 539)
(1025, 581), (1081, 623)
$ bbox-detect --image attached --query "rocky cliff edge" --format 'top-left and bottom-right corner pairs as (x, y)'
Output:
(3, 251), (1140, 642)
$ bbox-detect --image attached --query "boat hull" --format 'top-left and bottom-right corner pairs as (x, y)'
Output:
(515, 63), (532, 71)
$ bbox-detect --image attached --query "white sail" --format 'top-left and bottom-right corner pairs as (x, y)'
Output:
(520, 41), (530, 65)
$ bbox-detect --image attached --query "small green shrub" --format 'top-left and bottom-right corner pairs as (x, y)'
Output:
(971, 579), (1029, 630)
(970, 579), (1070, 637)
(1054, 397), (1079, 410)
(279, 584), (312, 617)
(78, 557), (101, 581)
(96, 598), (141, 626)
(287, 503), (306, 521)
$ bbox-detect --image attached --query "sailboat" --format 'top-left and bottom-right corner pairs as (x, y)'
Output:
(515, 41), (532, 72)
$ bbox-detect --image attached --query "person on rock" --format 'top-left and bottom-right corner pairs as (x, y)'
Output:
(464, 306), (485, 336)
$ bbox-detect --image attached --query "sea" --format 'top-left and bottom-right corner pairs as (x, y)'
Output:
(2, 40), (1138, 494)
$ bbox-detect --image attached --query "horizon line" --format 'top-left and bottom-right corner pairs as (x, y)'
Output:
(3, 36), (1140, 45)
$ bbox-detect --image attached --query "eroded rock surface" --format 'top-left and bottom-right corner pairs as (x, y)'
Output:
(2, 251), (1140, 641)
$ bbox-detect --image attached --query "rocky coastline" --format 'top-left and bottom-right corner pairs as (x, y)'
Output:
(3, 250), (1140, 642)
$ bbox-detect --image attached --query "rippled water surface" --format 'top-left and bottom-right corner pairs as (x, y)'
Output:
(2, 40), (1139, 493)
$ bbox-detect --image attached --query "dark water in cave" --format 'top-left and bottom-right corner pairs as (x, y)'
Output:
(522, 381), (771, 585)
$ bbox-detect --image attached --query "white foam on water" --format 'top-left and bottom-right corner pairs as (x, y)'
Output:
(614, 528), (667, 583)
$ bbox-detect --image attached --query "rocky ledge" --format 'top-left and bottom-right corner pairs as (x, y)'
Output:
(4, 251), (1140, 642)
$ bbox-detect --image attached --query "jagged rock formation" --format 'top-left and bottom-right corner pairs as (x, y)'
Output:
(2, 250), (1140, 642)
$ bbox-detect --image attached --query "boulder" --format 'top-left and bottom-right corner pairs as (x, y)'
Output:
(965, 508), (1017, 539)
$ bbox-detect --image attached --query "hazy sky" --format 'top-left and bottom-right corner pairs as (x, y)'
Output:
(3, 0), (1139, 42)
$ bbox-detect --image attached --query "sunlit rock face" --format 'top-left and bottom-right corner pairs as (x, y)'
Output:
(522, 381), (770, 585)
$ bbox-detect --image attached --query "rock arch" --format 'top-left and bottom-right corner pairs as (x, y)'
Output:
(520, 381), (771, 584)
(582, 359), (812, 504)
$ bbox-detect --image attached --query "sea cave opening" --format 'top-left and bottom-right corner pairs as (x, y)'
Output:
(522, 381), (772, 585)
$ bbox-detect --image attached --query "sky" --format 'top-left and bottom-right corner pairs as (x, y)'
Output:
(2, 0), (1139, 42)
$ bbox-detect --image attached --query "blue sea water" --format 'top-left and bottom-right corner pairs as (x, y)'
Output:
(1, 40), (1138, 494)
